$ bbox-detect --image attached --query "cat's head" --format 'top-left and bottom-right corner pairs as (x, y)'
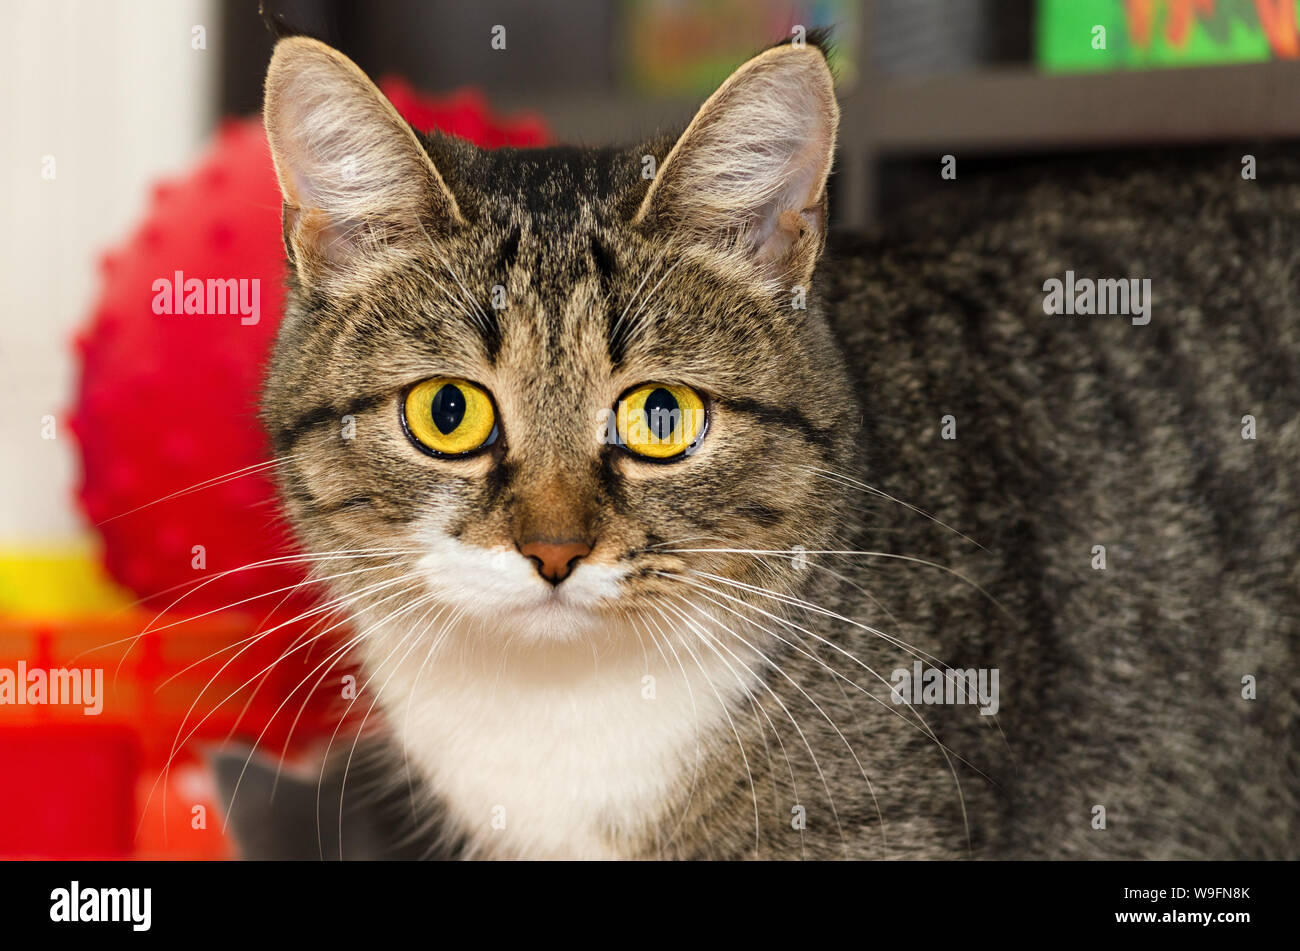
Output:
(262, 35), (858, 645)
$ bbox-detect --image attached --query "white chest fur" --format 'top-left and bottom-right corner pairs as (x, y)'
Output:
(360, 614), (756, 859)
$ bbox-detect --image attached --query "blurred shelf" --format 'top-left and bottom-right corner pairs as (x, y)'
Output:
(855, 59), (1300, 153)
(510, 60), (1300, 150)
(505, 59), (1300, 229)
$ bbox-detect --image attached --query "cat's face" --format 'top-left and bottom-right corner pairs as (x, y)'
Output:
(262, 37), (856, 644)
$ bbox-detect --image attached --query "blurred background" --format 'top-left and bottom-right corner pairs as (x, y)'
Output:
(3, 0), (1299, 858)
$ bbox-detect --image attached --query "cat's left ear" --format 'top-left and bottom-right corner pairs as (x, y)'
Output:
(633, 41), (838, 288)
(263, 36), (463, 293)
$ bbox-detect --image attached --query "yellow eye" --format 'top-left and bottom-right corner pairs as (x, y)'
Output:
(617, 384), (707, 459)
(403, 378), (497, 456)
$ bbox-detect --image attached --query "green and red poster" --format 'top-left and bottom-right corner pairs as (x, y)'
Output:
(1038, 0), (1300, 71)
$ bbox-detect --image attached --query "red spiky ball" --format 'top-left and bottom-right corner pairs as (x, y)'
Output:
(72, 82), (546, 612)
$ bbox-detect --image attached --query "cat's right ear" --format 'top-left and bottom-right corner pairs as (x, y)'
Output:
(263, 37), (462, 293)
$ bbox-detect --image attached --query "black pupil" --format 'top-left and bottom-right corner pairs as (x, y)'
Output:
(430, 384), (466, 435)
(644, 387), (680, 440)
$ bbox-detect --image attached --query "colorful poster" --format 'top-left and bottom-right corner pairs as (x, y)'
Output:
(622, 0), (858, 94)
(1038, 0), (1300, 72)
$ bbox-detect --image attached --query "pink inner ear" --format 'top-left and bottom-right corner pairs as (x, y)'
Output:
(748, 150), (823, 239)
(283, 198), (370, 270)
(284, 163), (315, 210)
(755, 206), (821, 268)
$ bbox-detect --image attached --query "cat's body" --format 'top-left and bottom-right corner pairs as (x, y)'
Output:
(257, 35), (1298, 859)
(811, 159), (1300, 859)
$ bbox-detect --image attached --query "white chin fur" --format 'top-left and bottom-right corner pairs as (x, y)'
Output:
(413, 527), (627, 642)
(344, 527), (761, 858)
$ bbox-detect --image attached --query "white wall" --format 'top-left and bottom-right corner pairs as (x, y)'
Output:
(0, 0), (217, 541)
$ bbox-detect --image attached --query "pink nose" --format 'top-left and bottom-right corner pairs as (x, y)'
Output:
(517, 539), (592, 584)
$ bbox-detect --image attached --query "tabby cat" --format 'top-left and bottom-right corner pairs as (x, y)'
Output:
(258, 32), (1298, 859)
